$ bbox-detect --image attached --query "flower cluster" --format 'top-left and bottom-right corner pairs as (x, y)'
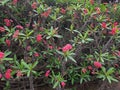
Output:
(62, 44), (72, 52)
(94, 61), (102, 68)
(13, 30), (19, 38)
(36, 34), (42, 42)
(0, 52), (4, 60)
(5, 69), (12, 79)
(0, 0), (120, 89)
(0, 27), (5, 32)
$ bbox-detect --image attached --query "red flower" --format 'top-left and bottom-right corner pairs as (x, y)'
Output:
(61, 82), (66, 88)
(34, 52), (39, 57)
(5, 69), (12, 79)
(5, 39), (11, 47)
(95, 7), (100, 14)
(0, 52), (4, 60)
(114, 64), (119, 68)
(60, 8), (66, 14)
(48, 45), (53, 49)
(13, 30), (19, 38)
(26, 23), (30, 27)
(94, 61), (102, 68)
(73, 12), (79, 19)
(41, 8), (51, 18)
(101, 22), (107, 28)
(83, 8), (88, 14)
(0, 73), (2, 79)
(12, 0), (18, 5)
(26, 46), (31, 51)
(6, 69), (12, 72)
(45, 70), (50, 77)
(16, 25), (23, 30)
(91, 70), (96, 75)
(90, 0), (94, 4)
(109, 28), (117, 35)
(82, 68), (87, 73)
(4, 19), (12, 27)
(113, 22), (118, 27)
(39, 27), (44, 31)
(43, 40), (47, 45)
(88, 66), (93, 70)
(31, 2), (37, 9)
(0, 27), (5, 32)
(36, 34), (42, 42)
(62, 44), (72, 52)
(114, 51), (120, 56)
(16, 70), (23, 77)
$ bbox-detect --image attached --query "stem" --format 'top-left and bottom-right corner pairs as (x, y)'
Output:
(29, 73), (34, 90)
(102, 37), (113, 53)
(56, 85), (64, 90)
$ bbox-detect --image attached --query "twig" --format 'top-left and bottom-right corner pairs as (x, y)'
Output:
(29, 73), (34, 90)
(102, 36), (113, 53)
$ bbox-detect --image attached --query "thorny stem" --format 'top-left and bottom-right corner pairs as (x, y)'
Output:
(102, 36), (113, 53)
(29, 73), (34, 90)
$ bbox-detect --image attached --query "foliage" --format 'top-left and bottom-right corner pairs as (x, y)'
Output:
(0, 0), (120, 89)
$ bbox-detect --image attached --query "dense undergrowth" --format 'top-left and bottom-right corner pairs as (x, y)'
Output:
(0, 0), (120, 90)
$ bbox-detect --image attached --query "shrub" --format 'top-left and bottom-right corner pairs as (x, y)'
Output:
(0, 0), (120, 89)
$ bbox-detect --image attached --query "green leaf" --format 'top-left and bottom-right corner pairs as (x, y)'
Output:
(56, 50), (64, 55)
(3, 58), (13, 61)
(68, 56), (76, 63)
(54, 35), (63, 38)
(27, 30), (34, 36)
(106, 68), (114, 75)
(21, 60), (30, 69)
(97, 74), (105, 79)
(53, 81), (59, 88)
(27, 71), (31, 77)
(4, 51), (11, 57)
(4, 26), (10, 32)
(46, 36), (51, 39)
(32, 61), (38, 68)
(80, 78), (83, 84)
(107, 76), (118, 83)
(32, 71), (37, 75)
(101, 67), (106, 73)
(0, 0), (10, 5)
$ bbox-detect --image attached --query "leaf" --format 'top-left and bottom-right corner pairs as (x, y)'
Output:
(21, 60), (30, 69)
(3, 58), (13, 61)
(4, 26), (10, 32)
(56, 15), (63, 20)
(54, 35), (63, 38)
(84, 31), (89, 38)
(106, 68), (114, 75)
(65, 57), (68, 62)
(46, 36), (51, 39)
(32, 61), (38, 68)
(101, 67), (106, 73)
(80, 78), (83, 84)
(53, 81), (59, 88)
(27, 30), (34, 36)
(107, 76), (118, 83)
(97, 74), (105, 79)
(32, 71), (37, 75)
(86, 38), (94, 42)
(4, 51), (11, 57)
(0, 37), (5, 44)
(27, 71), (31, 77)
(0, 0), (10, 5)
(56, 50), (64, 55)
(68, 56), (76, 63)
